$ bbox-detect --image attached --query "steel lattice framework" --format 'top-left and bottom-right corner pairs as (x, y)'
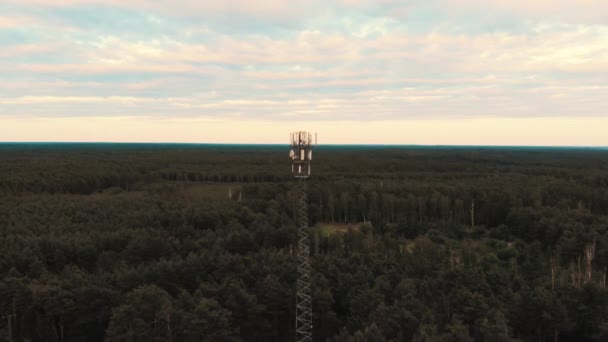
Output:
(295, 179), (312, 342)
(289, 131), (314, 342)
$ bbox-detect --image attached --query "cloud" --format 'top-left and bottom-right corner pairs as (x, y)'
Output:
(0, 0), (606, 144)
(448, 0), (608, 24)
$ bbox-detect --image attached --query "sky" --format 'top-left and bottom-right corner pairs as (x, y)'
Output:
(0, 0), (607, 145)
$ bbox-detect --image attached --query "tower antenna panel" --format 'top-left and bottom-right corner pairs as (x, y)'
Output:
(290, 131), (313, 178)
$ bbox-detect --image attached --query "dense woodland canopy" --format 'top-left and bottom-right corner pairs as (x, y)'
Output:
(1, 143), (608, 341)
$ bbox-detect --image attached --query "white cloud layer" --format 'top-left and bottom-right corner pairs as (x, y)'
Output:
(0, 0), (606, 143)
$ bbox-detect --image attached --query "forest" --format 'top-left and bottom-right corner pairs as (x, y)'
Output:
(1, 143), (608, 342)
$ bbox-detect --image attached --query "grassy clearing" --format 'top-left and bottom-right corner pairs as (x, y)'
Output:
(314, 222), (361, 237)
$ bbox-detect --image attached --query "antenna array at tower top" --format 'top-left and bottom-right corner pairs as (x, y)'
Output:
(290, 131), (313, 179)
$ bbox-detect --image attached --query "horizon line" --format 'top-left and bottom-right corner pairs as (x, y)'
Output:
(1, 141), (607, 149)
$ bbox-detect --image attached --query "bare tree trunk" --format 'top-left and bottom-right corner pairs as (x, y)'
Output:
(8, 315), (12, 342)
(570, 262), (575, 287)
(570, 261), (580, 287)
(584, 239), (596, 283)
(550, 255), (559, 291)
(577, 255), (582, 286)
(319, 196), (323, 222)
(470, 200), (475, 229)
(328, 194), (335, 223)
(167, 315), (172, 342)
(274, 313), (278, 342)
(11, 296), (16, 342)
(341, 193), (349, 222)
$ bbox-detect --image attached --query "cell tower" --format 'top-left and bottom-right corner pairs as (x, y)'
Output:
(290, 131), (314, 342)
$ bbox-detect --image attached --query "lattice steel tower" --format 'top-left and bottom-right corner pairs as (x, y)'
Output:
(290, 131), (314, 342)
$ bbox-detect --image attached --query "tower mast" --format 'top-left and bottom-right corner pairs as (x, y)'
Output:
(290, 131), (313, 342)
